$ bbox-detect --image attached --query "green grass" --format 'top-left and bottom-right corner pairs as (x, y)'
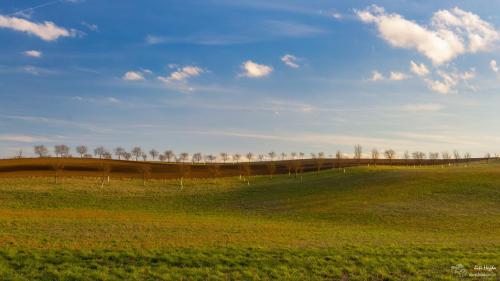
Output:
(0, 162), (499, 280)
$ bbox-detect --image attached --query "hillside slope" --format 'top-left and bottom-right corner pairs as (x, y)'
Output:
(0, 162), (499, 280)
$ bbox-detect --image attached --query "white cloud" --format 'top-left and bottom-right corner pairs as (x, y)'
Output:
(410, 61), (429, 76)
(239, 60), (273, 78)
(332, 13), (342, 20)
(432, 8), (499, 53)
(356, 5), (499, 65)
(370, 70), (384, 81)
(424, 69), (475, 94)
(281, 54), (300, 68)
(158, 66), (204, 83)
(0, 14), (74, 41)
(157, 66), (205, 92)
(24, 50), (42, 58)
(490, 60), (498, 73)
(389, 71), (409, 81)
(122, 71), (145, 81)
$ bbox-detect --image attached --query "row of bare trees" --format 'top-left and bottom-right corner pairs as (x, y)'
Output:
(29, 144), (493, 164)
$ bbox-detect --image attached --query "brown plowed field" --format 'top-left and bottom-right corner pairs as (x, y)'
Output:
(0, 157), (481, 179)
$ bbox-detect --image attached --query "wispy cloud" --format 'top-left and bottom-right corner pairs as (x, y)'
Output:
(145, 34), (254, 46)
(145, 20), (326, 47)
(402, 103), (443, 113)
(22, 65), (57, 75)
(0, 134), (50, 143)
(80, 21), (98, 31)
(262, 20), (327, 38)
(281, 54), (300, 68)
(0, 114), (110, 134)
(0, 14), (75, 41)
(24, 50), (42, 58)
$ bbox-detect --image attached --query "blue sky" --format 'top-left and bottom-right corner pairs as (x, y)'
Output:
(1, 0), (500, 158)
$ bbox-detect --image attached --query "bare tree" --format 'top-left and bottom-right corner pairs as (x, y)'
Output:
(103, 151), (112, 159)
(99, 162), (111, 188)
(246, 152), (254, 162)
(442, 152), (451, 165)
(15, 149), (23, 159)
(267, 161), (276, 179)
(179, 152), (189, 163)
(114, 147), (125, 160)
(290, 152), (297, 159)
(159, 154), (166, 162)
(315, 152), (325, 173)
(54, 145), (62, 158)
(293, 157), (304, 180)
(52, 159), (64, 184)
(403, 151), (410, 165)
(241, 162), (252, 185)
(371, 148), (379, 165)
(485, 152), (491, 163)
(61, 145), (70, 157)
(54, 145), (70, 158)
(131, 147), (143, 161)
(94, 146), (107, 159)
(164, 150), (175, 162)
(123, 152), (132, 161)
(299, 152), (305, 159)
(208, 161), (221, 181)
(335, 150), (343, 169)
(178, 162), (191, 190)
(280, 152), (287, 160)
(206, 154), (216, 163)
(149, 149), (159, 160)
(384, 149), (396, 165)
(192, 152), (202, 163)
(140, 164), (152, 187)
(429, 152), (439, 164)
(220, 152), (229, 163)
(412, 151), (425, 166)
(285, 157), (294, 176)
(453, 150), (461, 163)
(464, 152), (471, 165)
(354, 144), (362, 163)
(34, 145), (48, 157)
(76, 145), (88, 158)
(268, 151), (276, 162)
(257, 154), (265, 161)
(141, 152), (147, 161)
(233, 153), (241, 163)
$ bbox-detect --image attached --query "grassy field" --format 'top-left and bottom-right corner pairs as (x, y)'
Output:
(0, 161), (499, 280)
